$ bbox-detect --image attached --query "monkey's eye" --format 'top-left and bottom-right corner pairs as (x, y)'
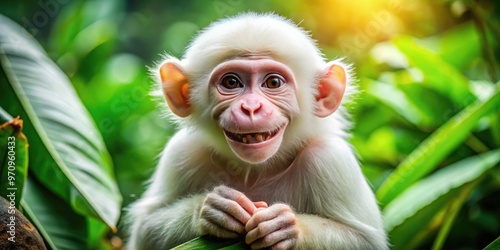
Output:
(221, 75), (243, 89)
(263, 76), (284, 89)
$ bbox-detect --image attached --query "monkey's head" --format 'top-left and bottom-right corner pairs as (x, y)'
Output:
(156, 13), (349, 165)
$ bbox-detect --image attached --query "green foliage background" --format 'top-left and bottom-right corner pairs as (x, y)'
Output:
(0, 0), (499, 249)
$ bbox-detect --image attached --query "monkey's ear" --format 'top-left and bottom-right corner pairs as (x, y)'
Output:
(315, 63), (347, 118)
(159, 61), (192, 117)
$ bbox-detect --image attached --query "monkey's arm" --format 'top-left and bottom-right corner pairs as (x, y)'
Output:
(245, 138), (388, 250)
(244, 203), (386, 250)
(128, 186), (260, 250)
(126, 129), (208, 249)
(127, 129), (258, 249)
(295, 214), (387, 250)
(128, 194), (205, 249)
(294, 139), (388, 249)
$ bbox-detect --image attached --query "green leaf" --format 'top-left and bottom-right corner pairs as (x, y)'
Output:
(22, 177), (88, 250)
(437, 22), (481, 70)
(392, 35), (476, 106)
(383, 149), (500, 249)
(398, 83), (456, 127)
(219, 242), (249, 249)
(377, 89), (500, 206)
(88, 217), (110, 248)
(0, 110), (28, 208)
(49, 1), (122, 57)
(366, 79), (426, 127)
(431, 181), (476, 250)
(0, 15), (121, 228)
(173, 236), (246, 250)
(484, 236), (500, 250)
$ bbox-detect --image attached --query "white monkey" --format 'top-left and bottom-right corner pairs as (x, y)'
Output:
(127, 13), (388, 250)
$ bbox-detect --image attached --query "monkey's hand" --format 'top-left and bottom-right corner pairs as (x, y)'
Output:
(245, 203), (299, 250)
(199, 185), (259, 238)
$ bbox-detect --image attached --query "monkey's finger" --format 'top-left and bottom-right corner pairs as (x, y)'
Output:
(199, 218), (240, 239)
(200, 205), (246, 234)
(235, 194), (258, 215)
(270, 238), (296, 250)
(248, 226), (298, 249)
(245, 220), (279, 244)
(245, 203), (293, 231)
(245, 211), (295, 243)
(214, 186), (257, 215)
(207, 194), (253, 224)
(253, 201), (268, 209)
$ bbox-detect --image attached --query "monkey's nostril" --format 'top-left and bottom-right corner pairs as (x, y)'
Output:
(241, 102), (263, 117)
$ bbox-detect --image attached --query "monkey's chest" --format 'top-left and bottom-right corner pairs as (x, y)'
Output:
(226, 175), (307, 210)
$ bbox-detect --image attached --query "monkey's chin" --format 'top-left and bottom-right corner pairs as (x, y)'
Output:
(224, 127), (286, 164)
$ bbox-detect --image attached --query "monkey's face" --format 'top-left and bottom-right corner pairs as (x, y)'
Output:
(159, 54), (345, 165)
(209, 57), (300, 164)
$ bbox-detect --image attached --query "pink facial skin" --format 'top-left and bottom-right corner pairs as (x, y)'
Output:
(210, 57), (299, 164)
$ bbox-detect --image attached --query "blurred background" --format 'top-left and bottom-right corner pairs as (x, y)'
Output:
(1, 0), (499, 249)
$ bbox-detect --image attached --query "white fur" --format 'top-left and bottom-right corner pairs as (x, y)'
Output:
(129, 13), (387, 249)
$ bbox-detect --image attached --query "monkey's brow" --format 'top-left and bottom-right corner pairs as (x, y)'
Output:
(237, 51), (274, 58)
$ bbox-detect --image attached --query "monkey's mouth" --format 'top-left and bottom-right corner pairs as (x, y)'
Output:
(223, 124), (287, 164)
(224, 127), (281, 144)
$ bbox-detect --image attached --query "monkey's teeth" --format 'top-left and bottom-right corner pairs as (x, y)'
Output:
(226, 129), (279, 144)
(256, 134), (263, 142)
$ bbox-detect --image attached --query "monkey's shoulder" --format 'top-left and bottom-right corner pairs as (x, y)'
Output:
(297, 136), (358, 165)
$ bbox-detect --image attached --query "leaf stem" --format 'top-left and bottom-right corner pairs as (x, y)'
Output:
(465, 134), (489, 153)
(431, 181), (477, 250)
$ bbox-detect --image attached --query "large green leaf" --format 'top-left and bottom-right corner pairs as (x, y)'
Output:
(0, 15), (121, 228)
(22, 177), (88, 250)
(383, 149), (500, 249)
(392, 35), (476, 106)
(0, 109), (28, 208)
(173, 236), (245, 250)
(377, 89), (500, 206)
(366, 79), (426, 127)
(437, 22), (481, 70)
(484, 236), (500, 250)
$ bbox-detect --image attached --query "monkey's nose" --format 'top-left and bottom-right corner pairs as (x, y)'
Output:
(241, 100), (263, 118)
